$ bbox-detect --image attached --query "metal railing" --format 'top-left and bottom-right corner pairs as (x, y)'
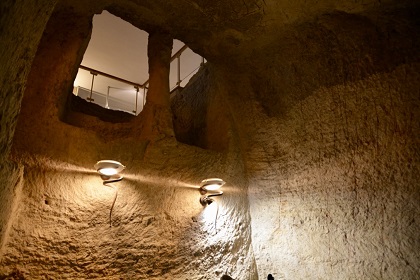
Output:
(78, 65), (146, 115)
(74, 44), (204, 115)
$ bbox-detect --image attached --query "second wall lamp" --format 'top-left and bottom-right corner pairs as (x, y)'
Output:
(199, 178), (225, 205)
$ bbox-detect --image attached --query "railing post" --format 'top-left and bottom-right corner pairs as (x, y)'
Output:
(87, 71), (97, 102)
(106, 86), (110, 109)
(177, 55), (181, 87)
(143, 83), (148, 107)
(133, 86), (139, 114)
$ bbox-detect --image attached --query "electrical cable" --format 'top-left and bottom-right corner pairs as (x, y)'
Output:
(102, 176), (123, 227)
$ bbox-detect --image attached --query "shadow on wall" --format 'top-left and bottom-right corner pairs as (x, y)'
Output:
(250, 8), (420, 117)
(171, 64), (230, 152)
(220, 274), (274, 279)
(221, 275), (235, 280)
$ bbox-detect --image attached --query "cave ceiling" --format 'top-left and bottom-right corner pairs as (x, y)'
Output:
(56, 0), (410, 61)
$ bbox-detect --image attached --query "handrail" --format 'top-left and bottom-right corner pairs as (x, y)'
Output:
(79, 65), (144, 88)
(171, 45), (189, 62)
(79, 44), (193, 90)
(78, 86), (134, 107)
(76, 44), (201, 114)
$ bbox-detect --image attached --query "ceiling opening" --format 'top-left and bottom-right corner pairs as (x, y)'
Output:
(72, 11), (204, 116)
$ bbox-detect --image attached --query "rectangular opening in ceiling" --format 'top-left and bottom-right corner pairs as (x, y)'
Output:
(72, 11), (204, 116)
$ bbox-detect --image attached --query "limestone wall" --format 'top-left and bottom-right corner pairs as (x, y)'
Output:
(237, 8), (420, 280)
(0, 0), (419, 279)
(0, 146), (256, 279)
(0, 1), (257, 279)
(246, 64), (419, 279)
(0, 0), (57, 256)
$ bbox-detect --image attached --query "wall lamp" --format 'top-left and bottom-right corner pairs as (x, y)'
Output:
(95, 160), (125, 180)
(94, 160), (125, 227)
(199, 178), (225, 205)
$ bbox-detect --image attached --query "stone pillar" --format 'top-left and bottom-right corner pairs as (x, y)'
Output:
(141, 31), (174, 141)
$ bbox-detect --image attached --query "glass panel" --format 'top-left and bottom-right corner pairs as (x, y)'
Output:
(169, 44), (203, 91)
(73, 40), (203, 115)
(73, 68), (142, 115)
(179, 48), (203, 87)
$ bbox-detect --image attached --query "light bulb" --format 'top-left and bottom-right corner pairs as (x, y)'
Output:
(94, 160), (125, 177)
(98, 167), (119, 176)
(202, 183), (222, 191)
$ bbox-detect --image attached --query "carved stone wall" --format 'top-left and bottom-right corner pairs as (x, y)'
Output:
(0, 1), (257, 279)
(0, 0), (58, 256)
(239, 7), (420, 279)
(0, 0), (419, 279)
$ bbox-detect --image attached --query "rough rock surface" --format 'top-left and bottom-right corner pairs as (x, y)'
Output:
(0, 0), (419, 279)
(0, 0), (58, 255)
(1, 1), (257, 279)
(171, 64), (230, 152)
(1, 147), (256, 279)
(240, 8), (420, 278)
(246, 64), (420, 279)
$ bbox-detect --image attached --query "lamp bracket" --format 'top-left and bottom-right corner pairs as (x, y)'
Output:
(101, 175), (124, 183)
(199, 191), (223, 205)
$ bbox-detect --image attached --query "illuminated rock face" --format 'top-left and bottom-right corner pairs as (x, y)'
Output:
(246, 64), (420, 279)
(0, 1), (257, 279)
(241, 9), (420, 279)
(0, 0), (419, 279)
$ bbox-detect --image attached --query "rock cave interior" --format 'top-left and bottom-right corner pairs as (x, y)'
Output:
(0, 0), (419, 279)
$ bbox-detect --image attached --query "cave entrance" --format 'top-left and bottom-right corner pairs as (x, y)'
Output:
(72, 11), (148, 116)
(72, 11), (204, 116)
